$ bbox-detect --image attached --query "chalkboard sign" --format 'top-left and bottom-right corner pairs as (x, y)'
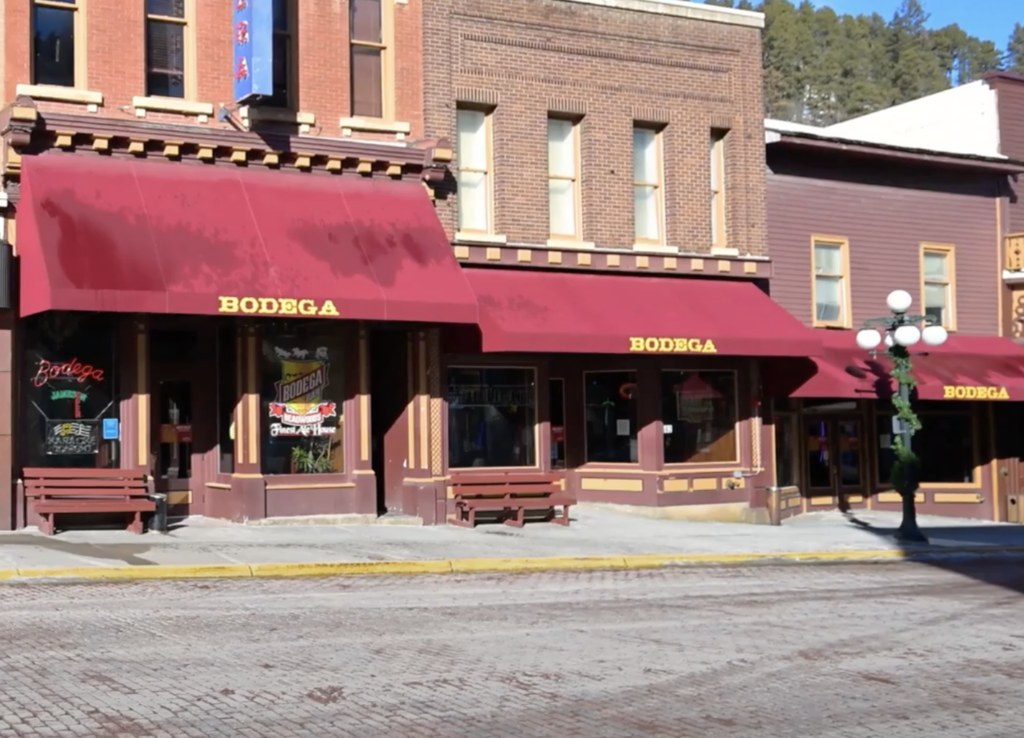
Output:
(45, 420), (100, 456)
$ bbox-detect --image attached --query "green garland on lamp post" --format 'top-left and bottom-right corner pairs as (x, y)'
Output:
(855, 289), (948, 545)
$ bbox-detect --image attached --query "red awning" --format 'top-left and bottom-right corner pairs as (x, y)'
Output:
(789, 331), (1024, 400)
(17, 154), (478, 323)
(462, 267), (820, 356)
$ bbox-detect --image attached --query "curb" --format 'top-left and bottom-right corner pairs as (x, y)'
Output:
(2, 545), (1024, 582)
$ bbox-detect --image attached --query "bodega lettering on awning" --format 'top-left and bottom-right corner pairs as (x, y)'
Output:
(628, 337), (718, 354)
(218, 296), (340, 317)
(942, 385), (1010, 400)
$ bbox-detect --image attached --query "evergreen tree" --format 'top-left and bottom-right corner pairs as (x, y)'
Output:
(1008, 23), (1024, 74)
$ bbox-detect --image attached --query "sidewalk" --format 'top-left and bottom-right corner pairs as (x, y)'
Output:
(2, 508), (1024, 581)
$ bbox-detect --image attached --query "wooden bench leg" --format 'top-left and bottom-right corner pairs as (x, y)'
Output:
(450, 504), (473, 528)
(503, 505), (526, 528)
(39, 512), (54, 536)
(129, 511), (144, 534)
(553, 503), (572, 526)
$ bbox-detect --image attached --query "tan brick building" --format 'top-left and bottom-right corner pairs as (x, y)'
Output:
(424, 0), (768, 258)
(421, 0), (819, 523)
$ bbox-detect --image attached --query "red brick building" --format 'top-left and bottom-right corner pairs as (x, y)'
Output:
(0, 0), (459, 531)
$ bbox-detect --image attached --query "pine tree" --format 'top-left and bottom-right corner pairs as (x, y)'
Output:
(1008, 23), (1024, 74)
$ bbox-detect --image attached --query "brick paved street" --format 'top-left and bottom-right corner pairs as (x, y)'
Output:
(1, 562), (1023, 737)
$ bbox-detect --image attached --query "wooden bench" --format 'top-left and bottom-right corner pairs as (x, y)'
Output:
(18, 468), (157, 535)
(450, 473), (574, 528)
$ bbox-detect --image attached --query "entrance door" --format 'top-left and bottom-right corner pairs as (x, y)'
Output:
(149, 329), (200, 500)
(369, 329), (411, 515)
(805, 418), (866, 510)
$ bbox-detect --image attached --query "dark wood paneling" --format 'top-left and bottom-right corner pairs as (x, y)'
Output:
(990, 78), (1024, 233)
(768, 151), (1001, 334)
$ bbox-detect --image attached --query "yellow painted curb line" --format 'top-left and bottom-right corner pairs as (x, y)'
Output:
(1, 545), (1023, 582)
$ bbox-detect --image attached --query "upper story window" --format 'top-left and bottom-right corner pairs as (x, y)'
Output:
(921, 244), (956, 331)
(633, 126), (664, 245)
(812, 237), (850, 328)
(350, 0), (389, 119)
(145, 0), (188, 99)
(456, 108), (493, 235)
(266, 0), (295, 108)
(547, 117), (581, 241)
(32, 0), (81, 88)
(710, 130), (727, 250)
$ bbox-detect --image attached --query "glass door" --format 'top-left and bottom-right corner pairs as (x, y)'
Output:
(805, 418), (865, 508)
(149, 329), (199, 495)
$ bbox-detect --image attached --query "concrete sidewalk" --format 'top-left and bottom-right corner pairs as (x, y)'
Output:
(2, 508), (1023, 581)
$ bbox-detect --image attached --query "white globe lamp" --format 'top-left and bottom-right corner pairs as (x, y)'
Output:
(921, 324), (948, 347)
(884, 333), (895, 348)
(855, 329), (882, 350)
(893, 324), (921, 347)
(886, 289), (913, 314)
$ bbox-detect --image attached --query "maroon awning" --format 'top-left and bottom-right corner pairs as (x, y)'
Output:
(17, 153), (478, 324)
(787, 331), (1024, 400)
(463, 267), (821, 356)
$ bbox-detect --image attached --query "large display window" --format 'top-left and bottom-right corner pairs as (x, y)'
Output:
(22, 313), (120, 469)
(448, 367), (536, 468)
(584, 370), (638, 463)
(661, 370), (738, 464)
(876, 408), (977, 486)
(259, 327), (345, 475)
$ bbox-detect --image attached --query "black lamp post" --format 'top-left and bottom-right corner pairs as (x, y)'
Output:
(855, 289), (948, 544)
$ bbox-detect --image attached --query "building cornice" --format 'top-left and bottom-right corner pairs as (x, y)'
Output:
(556, 0), (764, 29)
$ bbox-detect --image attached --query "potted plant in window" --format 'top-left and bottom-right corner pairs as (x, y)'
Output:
(290, 439), (334, 474)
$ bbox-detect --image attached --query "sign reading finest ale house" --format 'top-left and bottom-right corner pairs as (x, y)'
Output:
(267, 345), (338, 437)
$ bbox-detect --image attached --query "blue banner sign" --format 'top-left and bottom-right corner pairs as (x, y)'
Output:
(102, 417), (120, 441)
(233, 0), (273, 104)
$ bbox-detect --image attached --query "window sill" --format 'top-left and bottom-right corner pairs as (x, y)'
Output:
(339, 117), (411, 135)
(16, 83), (103, 107)
(454, 232), (507, 245)
(241, 106), (316, 128)
(632, 243), (677, 254)
(710, 246), (739, 256)
(546, 238), (596, 250)
(133, 96), (214, 117)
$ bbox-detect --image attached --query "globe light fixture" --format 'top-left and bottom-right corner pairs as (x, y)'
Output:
(886, 289), (913, 314)
(893, 324), (921, 347)
(855, 328), (882, 350)
(921, 324), (948, 347)
(884, 333), (895, 348)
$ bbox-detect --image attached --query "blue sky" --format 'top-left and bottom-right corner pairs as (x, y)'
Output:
(817, 0), (1020, 48)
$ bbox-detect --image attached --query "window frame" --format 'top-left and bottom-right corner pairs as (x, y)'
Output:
(30, 0), (86, 89)
(582, 368), (640, 466)
(661, 368), (740, 467)
(265, 0), (297, 110)
(455, 106), (495, 237)
(547, 115), (583, 242)
(348, 0), (395, 121)
(446, 364), (540, 471)
(143, 0), (196, 101)
(632, 124), (665, 247)
(873, 406), (980, 489)
(810, 235), (852, 328)
(710, 130), (727, 250)
(920, 243), (957, 332)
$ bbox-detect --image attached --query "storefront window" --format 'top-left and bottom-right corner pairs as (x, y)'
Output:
(22, 313), (119, 469)
(259, 329), (344, 475)
(661, 370), (738, 464)
(876, 411), (975, 485)
(585, 371), (637, 463)
(448, 367), (536, 468)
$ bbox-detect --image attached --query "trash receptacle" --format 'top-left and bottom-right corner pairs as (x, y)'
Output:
(148, 492), (168, 533)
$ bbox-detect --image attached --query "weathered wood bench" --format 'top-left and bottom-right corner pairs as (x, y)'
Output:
(450, 473), (574, 528)
(18, 468), (156, 535)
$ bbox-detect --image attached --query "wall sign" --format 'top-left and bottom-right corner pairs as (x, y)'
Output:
(268, 347), (338, 437)
(629, 337), (718, 354)
(942, 385), (1010, 400)
(233, 0), (274, 103)
(32, 358), (104, 388)
(102, 418), (120, 441)
(45, 420), (99, 456)
(218, 296), (340, 317)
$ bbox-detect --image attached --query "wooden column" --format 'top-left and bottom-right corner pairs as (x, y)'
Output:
(0, 309), (13, 530)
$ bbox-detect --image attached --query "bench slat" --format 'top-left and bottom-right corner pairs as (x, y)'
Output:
(34, 501), (156, 513)
(453, 484), (557, 496)
(23, 479), (148, 489)
(22, 467), (148, 480)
